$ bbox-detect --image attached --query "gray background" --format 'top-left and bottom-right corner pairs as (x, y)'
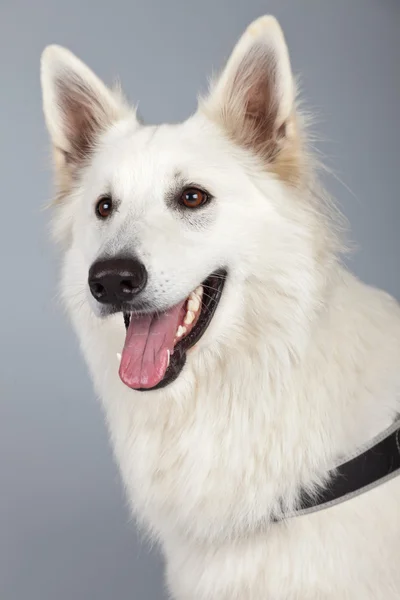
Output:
(1, 0), (399, 599)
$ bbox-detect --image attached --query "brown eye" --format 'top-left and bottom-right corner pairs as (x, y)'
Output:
(180, 187), (209, 209)
(96, 196), (113, 219)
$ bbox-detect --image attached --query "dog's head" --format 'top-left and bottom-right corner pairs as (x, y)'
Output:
(41, 16), (335, 392)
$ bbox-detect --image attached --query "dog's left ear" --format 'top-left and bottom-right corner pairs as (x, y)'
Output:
(201, 16), (299, 177)
(41, 45), (129, 168)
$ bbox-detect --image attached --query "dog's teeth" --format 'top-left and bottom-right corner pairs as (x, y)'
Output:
(184, 310), (195, 325)
(188, 296), (200, 313)
(188, 287), (203, 312)
(177, 325), (186, 338)
(116, 353), (121, 362)
(195, 285), (203, 298)
(166, 349), (170, 368)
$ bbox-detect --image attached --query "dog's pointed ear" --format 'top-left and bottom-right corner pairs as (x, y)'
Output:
(41, 45), (129, 166)
(201, 16), (299, 177)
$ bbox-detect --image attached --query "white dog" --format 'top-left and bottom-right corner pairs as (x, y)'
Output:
(40, 15), (400, 599)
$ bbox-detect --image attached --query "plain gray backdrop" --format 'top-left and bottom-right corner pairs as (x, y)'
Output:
(1, 1), (399, 599)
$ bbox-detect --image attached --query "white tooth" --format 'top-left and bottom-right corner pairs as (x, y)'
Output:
(188, 297), (200, 313)
(116, 353), (121, 362)
(195, 285), (203, 298)
(184, 310), (195, 325)
(177, 325), (186, 338)
(166, 349), (170, 367)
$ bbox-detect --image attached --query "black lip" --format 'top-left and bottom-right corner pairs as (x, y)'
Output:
(98, 299), (155, 319)
(123, 269), (227, 392)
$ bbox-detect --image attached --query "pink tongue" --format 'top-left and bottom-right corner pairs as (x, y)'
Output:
(119, 301), (186, 389)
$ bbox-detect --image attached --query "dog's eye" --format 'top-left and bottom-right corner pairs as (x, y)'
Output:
(96, 196), (113, 219)
(180, 188), (208, 209)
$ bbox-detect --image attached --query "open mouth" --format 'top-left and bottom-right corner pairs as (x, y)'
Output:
(117, 269), (227, 391)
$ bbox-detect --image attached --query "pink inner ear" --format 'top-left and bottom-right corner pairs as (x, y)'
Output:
(242, 56), (276, 114)
(226, 46), (283, 159)
(55, 76), (112, 164)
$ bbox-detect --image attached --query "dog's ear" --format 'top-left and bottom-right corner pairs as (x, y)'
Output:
(41, 45), (129, 168)
(201, 16), (300, 180)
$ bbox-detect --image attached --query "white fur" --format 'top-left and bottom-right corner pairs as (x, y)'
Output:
(41, 16), (400, 599)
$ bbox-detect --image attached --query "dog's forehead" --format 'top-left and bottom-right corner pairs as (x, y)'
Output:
(102, 120), (205, 178)
(93, 116), (233, 190)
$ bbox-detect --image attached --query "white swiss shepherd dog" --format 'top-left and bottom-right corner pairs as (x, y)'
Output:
(40, 15), (400, 600)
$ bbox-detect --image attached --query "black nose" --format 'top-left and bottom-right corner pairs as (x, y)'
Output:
(88, 257), (148, 305)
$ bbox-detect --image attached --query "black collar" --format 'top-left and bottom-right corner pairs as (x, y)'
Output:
(282, 418), (400, 520)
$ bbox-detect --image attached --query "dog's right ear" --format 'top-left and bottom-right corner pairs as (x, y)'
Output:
(41, 45), (129, 169)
